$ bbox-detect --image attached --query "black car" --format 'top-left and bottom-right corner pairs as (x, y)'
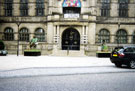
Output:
(110, 46), (135, 69)
(0, 40), (8, 56)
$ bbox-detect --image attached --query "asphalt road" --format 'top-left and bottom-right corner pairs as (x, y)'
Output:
(0, 65), (135, 78)
(0, 72), (135, 91)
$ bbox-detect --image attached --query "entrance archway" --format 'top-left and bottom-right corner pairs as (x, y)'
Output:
(62, 28), (80, 50)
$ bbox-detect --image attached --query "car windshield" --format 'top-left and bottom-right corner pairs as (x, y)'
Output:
(118, 49), (124, 53)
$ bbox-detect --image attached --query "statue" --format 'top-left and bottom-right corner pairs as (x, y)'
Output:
(101, 40), (108, 52)
(30, 36), (38, 49)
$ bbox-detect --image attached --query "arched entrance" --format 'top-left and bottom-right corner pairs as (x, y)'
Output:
(62, 28), (80, 50)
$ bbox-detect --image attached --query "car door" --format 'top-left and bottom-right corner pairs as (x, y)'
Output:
(132, 48), (135, 60)
(123, 48), (134, 61)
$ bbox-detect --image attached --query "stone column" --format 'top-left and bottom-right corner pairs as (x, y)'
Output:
(53, 25), (56, 43)
(111, 0), (118, 17)
(29, 0), (36, 16)
(82, 26), (85, 35)
(14, 24), (19, 42)
(53, 25), (57, 43)
(0, 1), (3, 16)
(56, 25), (60, 48)
(110, 33), (115, 43)
(47, 23), (53, 43)
(86, 26), (88, 44)
(29, 33), (33, 42)
(13, 0), (20, 16)
(81, 26), (85, 44)
(88, 23), (96, 44)
(128, 36), (132, 44)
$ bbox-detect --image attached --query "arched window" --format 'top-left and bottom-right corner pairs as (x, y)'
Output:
(35, 28), (45, 42)
(116, 29), (127, 44)
(4, 28), (14, 41)
(19, 28), (29, 41)
(36, 0), (44, 16)
(5, 0), (13, 16)
(98, 29), (110, 43)
(119, 0), (128, 17)
(20, 0), (28, 16)
(132, 32), (135, 44)
(101, 0), (110, 17)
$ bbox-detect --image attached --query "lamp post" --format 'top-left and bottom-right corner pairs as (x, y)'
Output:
(17, 22), (21, 56)
(117, 22), (121, 47)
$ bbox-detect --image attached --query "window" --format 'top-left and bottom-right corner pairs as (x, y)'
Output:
(4, 28), (14, 41)
(101, 0), (110, 17)
(35, 28), (45, 42)
(98, 29), (110, 43)
(36, 0), (44, 16)
(116, 29), (127, 44)
(119, 0), (128, 17)
(20, 0), (28, 16)
(5, 0), (13, 16)
(19, 28), (29, 41)
(132, 32), (135, 44)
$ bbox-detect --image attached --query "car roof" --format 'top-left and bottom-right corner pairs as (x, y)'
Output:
(124, 46), (135, 48)
(115, 46), (135, 48)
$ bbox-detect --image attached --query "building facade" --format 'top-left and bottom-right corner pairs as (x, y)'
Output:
(0, 0), (135, 56)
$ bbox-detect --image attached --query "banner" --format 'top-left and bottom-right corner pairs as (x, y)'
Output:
(63, 0), (81, 7)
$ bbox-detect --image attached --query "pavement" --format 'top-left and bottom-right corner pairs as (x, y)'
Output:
(0, 55), (134, 78)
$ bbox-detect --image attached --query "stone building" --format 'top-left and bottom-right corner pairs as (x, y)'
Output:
(0, 0), (135, 56)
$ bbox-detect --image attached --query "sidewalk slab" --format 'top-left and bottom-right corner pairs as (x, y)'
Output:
(0, 55), (135, 78)
(0, 55), (112, 71)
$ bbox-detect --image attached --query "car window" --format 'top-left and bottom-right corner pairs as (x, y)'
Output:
(132, 48), (135, 53)
(124, 48), (133, 53)
(114, 47), (124, 52)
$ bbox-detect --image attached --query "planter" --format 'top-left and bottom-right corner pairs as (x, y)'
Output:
(96, 51), (111, 58)
(24, 49), (41, 56)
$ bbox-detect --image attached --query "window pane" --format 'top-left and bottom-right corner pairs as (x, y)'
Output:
(36, 0), (44, 16)
(19, 28), (29, 41)
(5, 0), (13, 16)
(35, 28), (45, 42)
(116, 30), (127, 44)
(98, 29), (110, 43)
(119, 0), (128, 17)
(20, 0), (28, 16)
(4, 28), (14, 41)
(101, 0), (110, 17)
(132, 32), (135, 44)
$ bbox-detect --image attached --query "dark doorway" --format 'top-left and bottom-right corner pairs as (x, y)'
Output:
(62, 28), (80, 50)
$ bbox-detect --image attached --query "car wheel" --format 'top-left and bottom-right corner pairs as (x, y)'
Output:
(114, 63), (122, 67)
(128, 60), (135, 69)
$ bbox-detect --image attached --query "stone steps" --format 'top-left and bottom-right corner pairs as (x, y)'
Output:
(52, 50), (86, 57)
